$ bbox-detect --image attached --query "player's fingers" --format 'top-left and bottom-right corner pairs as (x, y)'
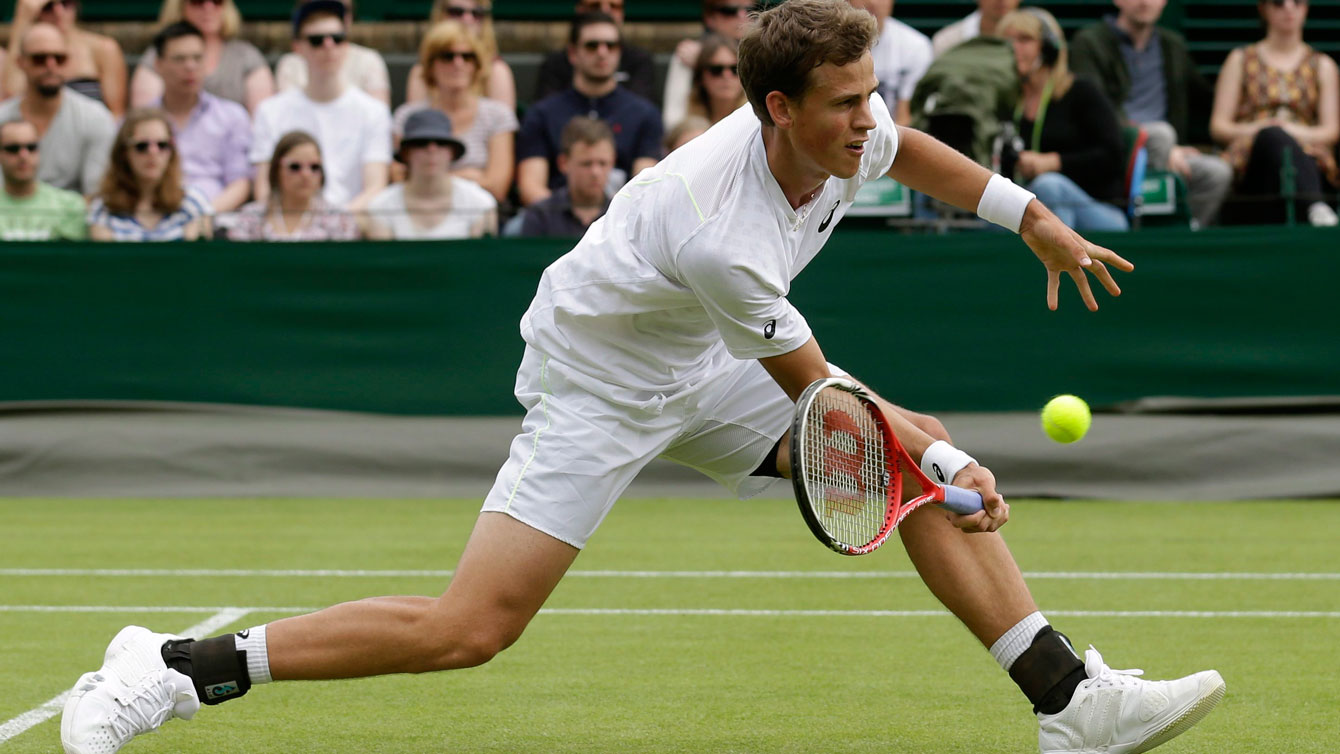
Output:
(1087, 242), (1134, 272)
(1069, 269), (1099, 311)
(1047, 270), (1060, 310)
(1087, 259), (1123, 298)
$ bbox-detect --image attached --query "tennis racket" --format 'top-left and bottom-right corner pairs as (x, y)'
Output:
(790, 377), (984, 556)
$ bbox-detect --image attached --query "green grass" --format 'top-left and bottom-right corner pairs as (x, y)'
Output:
(2, 498), (1338, 753)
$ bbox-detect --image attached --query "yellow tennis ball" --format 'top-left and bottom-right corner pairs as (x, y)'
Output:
(1041, 394), (1091, 444)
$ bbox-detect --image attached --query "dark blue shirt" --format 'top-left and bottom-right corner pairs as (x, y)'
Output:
(1109, 16), (1167, 124)
(519, 187), (611, 238)
(516, 86), (663, 191)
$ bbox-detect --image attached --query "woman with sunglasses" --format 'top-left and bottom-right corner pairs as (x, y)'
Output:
(2, 0), (127, 117)
(230, 130), (359, 241)
(1211, 0), (1339, 225)
(685, 34), (746, 125)
(393, 21), (517, 202)
(87, 108), (211, 241)
(130, 0), (274, 115)
(364, 108), (497, 240)
(405, 0), (515, 110)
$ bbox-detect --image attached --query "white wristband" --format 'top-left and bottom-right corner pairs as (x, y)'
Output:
(920, 440), (976, 486)
(976, 173), (1035, 233)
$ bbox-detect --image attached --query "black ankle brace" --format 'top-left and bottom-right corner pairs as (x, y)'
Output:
(1008, 626), (1086, 715)
(162, 635), (252, 705)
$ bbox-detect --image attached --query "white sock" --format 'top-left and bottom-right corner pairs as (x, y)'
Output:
(235, 625), (272, 685)
(990, 611), (1050, 671)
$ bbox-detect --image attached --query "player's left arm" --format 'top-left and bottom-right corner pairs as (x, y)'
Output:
(886, 125), (1134, 311)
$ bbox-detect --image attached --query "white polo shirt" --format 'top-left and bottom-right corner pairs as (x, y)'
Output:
(520, 95), (899, 396)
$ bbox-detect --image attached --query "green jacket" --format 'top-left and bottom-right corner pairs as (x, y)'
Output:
(1069, 20), (1214, 144)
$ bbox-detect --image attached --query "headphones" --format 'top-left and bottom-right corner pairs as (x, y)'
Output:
(1021, 7), (1063, 67)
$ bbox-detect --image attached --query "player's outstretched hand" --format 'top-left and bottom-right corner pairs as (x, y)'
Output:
(946, 464), (1008, 533)
(1018, 201), (1134, 311)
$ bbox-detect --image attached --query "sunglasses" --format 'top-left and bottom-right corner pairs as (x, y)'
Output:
(578, 1), (624, 11)
(186, 0), (225, 6)
(1, 143), (40, 155)
(27, 52), (68, 66)
(704, 63), (738, 77)
(39, 0), (75, 13)
(283, 162), (323, 174)
(1264, 0), (1307, 6)
(436, 51), (479, 64)
(131, 140), (173, 154)
(443, 6), (490, 19)
(404, 139), (457, 150)
(581, 39), (620, 52)
(304, 32), (348, 46)
(711, 3), (752, 15)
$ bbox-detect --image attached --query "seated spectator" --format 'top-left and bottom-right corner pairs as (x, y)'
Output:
(932, 0), (1020, 58)
(535, 0), (655, 104)
(1210, 0), (1339, 226)
(516, 12), (662, 207)
(851, 0), (932, 126)
(230, 130), (358, 240)
(664, 114), (710, 153)
(275, 0), (390, 106)
(997, 9), (1129, 231)
(88, 108), (211, 241)
(151, 22), (251, 212)
(250, 0), (391, 210)
(520, 117), (613, 238)
(3, 0), (127, 117)
(0, 118), (86, 240)
(663, 1), (752, 129)
(0, 23), (115, 195)
(364, 109), (497, 240)
(1070, 0), (1232, 227)
(685, 34), (746, 125)
(131, 0), (273, 115)
(405, 0), (515, 110)
(393, 21), (517, 203)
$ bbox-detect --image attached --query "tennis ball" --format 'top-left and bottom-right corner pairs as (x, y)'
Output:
(1041, 394), (1091, 444)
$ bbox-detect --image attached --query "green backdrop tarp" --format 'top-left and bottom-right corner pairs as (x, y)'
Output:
(1, 226), (1335, 415)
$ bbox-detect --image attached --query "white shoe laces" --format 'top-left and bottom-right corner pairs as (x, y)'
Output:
(105, 673), (178, 741)
(1083, 646), (1145, 690)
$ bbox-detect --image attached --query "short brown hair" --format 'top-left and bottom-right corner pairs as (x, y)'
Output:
(737, 0), (877, 126)
(560, 116), (614, 156)
(99, 108), (185, 216)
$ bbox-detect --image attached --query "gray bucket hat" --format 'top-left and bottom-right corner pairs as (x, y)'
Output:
(398, 108), (466, 162)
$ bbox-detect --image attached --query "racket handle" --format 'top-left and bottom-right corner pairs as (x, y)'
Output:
(939, 485), (985, 514)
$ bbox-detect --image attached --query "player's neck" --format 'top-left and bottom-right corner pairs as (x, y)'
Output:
(761, 126), (828, 210)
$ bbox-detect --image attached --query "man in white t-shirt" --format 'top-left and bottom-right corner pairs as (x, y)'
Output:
(273, 0), (391, 105)
(849, 0), (933, 125)
(249, 0), (391, 210)
(932, 0), (1020, 57)
(62, 4), (1225, 754)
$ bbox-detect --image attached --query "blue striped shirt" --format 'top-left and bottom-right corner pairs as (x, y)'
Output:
(87, 186), (212, 241)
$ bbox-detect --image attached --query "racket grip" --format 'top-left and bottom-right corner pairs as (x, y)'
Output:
(939, 485), (985, 514)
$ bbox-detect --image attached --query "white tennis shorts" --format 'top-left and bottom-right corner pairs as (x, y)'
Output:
(481, 346), (838, 548)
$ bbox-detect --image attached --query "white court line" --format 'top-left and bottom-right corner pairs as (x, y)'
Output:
(2, 568), (1338, 580)
(0, 608), (251, 746)
(0, 605), (1337, 619)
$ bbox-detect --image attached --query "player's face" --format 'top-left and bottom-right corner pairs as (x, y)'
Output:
(786, 53), (878, 181)
(1113, 0), (1166, 26)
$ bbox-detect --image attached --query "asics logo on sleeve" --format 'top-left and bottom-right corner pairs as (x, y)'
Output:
(817, 201), (840, 232)
(763, 320), (776, 339)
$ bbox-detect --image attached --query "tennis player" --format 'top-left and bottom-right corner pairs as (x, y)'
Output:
(61, 2), (1223, 752)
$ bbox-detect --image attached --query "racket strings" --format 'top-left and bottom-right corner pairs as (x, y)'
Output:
(803, 388), (889, 547)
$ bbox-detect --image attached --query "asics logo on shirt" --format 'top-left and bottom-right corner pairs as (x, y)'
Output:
(817, 201), (840, 232)
(763, 319), (776, 339)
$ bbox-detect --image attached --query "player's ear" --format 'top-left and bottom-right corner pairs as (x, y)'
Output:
(765, 91), (794, 130)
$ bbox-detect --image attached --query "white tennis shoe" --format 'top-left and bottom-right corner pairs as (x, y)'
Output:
(1038, 646), (1225, 754)
(61, 626), (199, 754)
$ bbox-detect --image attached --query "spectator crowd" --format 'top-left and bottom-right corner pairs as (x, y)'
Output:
(1, 0), (1337, 242)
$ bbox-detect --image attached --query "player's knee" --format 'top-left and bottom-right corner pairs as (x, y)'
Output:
(416, 614), (527, 672)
